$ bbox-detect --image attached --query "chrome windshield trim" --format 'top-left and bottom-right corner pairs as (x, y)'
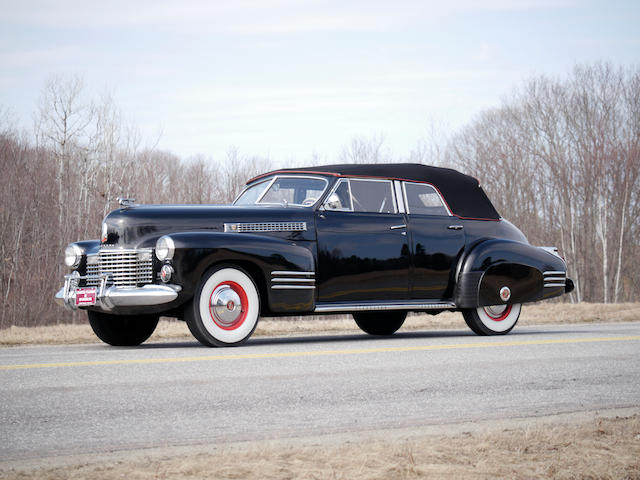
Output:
(238, 175), (330, 208)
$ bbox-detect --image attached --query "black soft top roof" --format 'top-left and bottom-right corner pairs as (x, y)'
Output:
(250, 163), (500, 220)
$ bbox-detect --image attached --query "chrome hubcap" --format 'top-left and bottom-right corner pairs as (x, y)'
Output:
(484, 305), (508, 318)
(210, 285), (243, 327)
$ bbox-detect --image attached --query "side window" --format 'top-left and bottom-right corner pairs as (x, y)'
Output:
(404, 183), (449, 216)
(324, 179), (353, 211)
(349, 179), (396, 213)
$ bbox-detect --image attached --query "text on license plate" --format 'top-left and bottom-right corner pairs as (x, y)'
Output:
(75, 288), (97, 307)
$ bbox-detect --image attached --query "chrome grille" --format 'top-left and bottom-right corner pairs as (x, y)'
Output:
(86, 249), (153, 287)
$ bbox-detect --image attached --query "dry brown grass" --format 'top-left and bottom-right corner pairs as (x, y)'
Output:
(1, 302), (639, 346)
(1, 410), (638, 479)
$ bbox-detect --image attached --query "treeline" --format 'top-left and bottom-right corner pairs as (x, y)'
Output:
(0, 76), (272, 328)
(0, 63), (638, 329)
(448, 64), (640, 304)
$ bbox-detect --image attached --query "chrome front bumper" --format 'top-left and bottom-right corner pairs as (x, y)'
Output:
(54, 273), (180, 311)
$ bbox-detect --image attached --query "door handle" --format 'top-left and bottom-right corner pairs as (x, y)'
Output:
(389, 224), (406, 230)
(447, 225), (463, 230)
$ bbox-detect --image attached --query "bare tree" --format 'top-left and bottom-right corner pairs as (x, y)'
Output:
(447, 63), (640, 303)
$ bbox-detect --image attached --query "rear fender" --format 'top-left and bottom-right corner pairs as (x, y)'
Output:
(455, 239), (567, 308)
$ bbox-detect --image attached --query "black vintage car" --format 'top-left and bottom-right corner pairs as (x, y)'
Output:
(55, 164), (573, 347)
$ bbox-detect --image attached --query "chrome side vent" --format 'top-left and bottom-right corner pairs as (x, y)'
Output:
(543, 270), (566, 288)
(270, 270), (315, 290)
(224, 222), (307, 233)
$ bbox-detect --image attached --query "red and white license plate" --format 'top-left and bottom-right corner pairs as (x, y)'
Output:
(75, 287), (97, 307)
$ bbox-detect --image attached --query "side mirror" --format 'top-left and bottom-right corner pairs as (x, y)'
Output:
(325, 193), (342, 210)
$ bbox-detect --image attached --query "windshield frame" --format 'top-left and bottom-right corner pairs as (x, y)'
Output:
(233, 175), (330, 208)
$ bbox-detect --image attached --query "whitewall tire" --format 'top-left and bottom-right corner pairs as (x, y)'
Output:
(462, 303), (522, 336)
(186, 266), (260, 347)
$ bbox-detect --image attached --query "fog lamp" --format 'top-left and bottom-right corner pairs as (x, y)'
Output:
(160, 265), (173, 283)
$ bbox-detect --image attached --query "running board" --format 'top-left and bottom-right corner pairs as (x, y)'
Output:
(314, 301), (456, 313)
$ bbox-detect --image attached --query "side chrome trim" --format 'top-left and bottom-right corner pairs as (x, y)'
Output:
(271, 285), (316, 290)
(224, 222), (307, 233)
(270, 270), (316, 290)
(543, 270), (566, 288)
(272, 278), (315, 283)
(314, 301), (455, 313)
(271, 271), (315, 276)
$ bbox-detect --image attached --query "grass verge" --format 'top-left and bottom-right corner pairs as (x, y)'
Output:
(1, 302), (638, 346)
(1, 409), (638, 479)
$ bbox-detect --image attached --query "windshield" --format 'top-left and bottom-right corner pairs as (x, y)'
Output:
(234, 176), (328, 207)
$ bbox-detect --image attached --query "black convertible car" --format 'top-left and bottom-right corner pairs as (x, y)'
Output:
(55, 163), (573, 347)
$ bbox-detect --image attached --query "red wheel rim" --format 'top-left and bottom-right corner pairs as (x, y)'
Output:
(483, 304), (512, 322)
(209, 281), (248, 330)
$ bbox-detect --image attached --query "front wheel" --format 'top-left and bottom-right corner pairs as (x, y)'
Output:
(462, 303), (522, 336)
(88, 311), (159, 346)
(185, 265), (260, 347)
(353, 311), (407, 336)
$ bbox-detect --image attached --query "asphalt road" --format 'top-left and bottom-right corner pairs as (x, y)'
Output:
(1, 322), (639, 461)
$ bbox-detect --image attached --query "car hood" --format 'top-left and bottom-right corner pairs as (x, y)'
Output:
(102, 204), (315, 248)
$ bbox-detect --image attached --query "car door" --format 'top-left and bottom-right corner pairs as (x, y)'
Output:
(403, 181), (466, 301)
(315, 178), (410, 303)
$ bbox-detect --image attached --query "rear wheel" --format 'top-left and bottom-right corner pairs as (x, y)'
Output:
(185, 265), (260, 347)
(87, 311), (159, 346)
(462, 303), (522, 336)
(353, 311), (407, 336)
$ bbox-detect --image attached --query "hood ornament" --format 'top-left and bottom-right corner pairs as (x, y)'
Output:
(117, 197), (136, 208)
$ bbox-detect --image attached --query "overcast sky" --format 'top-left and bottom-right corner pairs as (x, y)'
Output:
(1, 0), (639, 165)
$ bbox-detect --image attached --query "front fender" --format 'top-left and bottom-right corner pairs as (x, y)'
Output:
(167, 232), (316, 313)
(455, 239), (567, 308)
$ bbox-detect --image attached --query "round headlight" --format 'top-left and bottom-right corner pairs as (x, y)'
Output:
(64, 244), (82, 268)
(155, 236), (175, 261)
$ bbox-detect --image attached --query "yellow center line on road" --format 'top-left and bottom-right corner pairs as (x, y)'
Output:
(1, 335), (640, 371)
